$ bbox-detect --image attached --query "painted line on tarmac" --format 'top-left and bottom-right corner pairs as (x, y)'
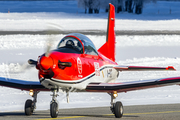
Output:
(35, 110), (180, 120)
(35, 116), (85, 120)
(125, 110), (180, 115)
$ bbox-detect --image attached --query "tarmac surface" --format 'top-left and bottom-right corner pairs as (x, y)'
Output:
(1, 104), (180, 120)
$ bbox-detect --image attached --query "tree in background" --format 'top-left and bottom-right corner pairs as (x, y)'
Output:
(88, 0), (93, 14)
(134, 0), (157, 14)
(93, 0), (100, 13)
(125, 0), (134, 13)
(135, 0), (143, 14)
(77, 0), (88, 13)
(110, 0), (124, 13)
(77, 0), (101, 14)
(117, 0), (124, 13)
(77, 0), (157, 14)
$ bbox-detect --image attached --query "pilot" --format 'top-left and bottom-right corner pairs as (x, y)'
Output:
(66, 40), (74, 47)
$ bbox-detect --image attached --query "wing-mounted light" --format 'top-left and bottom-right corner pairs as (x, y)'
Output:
(58, 60), (72, 70)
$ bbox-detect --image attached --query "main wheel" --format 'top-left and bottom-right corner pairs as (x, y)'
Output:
(114, 101), (123, 118)
(50, 102), (59, 118)
(25, 99), (33, 115)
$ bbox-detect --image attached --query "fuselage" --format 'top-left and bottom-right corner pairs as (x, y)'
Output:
(37, 33), (119, 91)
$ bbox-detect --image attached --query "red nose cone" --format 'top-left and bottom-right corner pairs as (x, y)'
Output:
(39, 56), (53, 70)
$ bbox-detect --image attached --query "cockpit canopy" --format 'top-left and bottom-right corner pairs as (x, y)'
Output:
(57, 36), (83, 54)
(57, 33), (98, 56)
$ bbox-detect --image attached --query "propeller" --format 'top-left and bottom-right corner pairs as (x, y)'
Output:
(1, 24), (63, 78)
(28, 23), (63, 66)
(45, 31), (55, 57)
(45, 23), (63, 57)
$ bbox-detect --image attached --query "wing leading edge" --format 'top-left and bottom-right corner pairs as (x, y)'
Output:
(86, 76), (180, 93)
(114, 66), (175, 71)
(0, 77), (48, 91)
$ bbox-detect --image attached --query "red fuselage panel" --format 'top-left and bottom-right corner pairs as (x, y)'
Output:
(38, 51), (117, 82)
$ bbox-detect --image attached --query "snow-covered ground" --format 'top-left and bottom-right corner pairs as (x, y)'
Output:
(1, 15), (180, 31)
(0, 1), (180, 31)
(1, 34), (180, 112)
(0, 0), (180, 113)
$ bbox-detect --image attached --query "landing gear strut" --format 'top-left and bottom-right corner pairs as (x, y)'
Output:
(109, 91), (123, 118)
(50, 89), (59, 118)
(25, 90), (39, 115)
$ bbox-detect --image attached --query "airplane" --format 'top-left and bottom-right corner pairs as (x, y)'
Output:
(1, 3), (180, 119)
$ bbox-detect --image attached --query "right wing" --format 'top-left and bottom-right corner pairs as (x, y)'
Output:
(114, 65), (175, 71)
(0, 77), (49, 91)
(86, 76), (180, 93)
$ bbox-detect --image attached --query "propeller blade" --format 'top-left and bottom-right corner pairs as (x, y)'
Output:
(45, 33), (54, 57)
(45, 23), (63, 57)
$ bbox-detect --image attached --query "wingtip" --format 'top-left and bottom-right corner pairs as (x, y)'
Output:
(166, 66), (176, 71)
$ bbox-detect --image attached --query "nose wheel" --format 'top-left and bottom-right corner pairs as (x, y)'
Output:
(50, 101), (59, 118)
(50, 89), (59, 118)
(109, 92), (123, 118)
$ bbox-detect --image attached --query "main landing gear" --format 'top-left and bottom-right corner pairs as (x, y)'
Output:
(109, 91), (123, 118)
(24, 88), (71, 118)
(25, 90), (39, 115)
(24, 89), (59, 118)
(24, 89), (123, 118)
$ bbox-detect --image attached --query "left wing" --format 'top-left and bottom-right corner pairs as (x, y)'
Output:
(0, 77), (49, 91)
(114, 65), (175, 71)
(86, 76), (180, 93)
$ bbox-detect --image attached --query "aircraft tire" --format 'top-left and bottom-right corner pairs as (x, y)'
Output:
(114, 101), (123, 118)
(25, 99), (33, 115)
(50, 102), (59, 118)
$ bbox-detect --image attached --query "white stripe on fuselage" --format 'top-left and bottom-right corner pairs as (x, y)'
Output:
(40, 65), (118, 90)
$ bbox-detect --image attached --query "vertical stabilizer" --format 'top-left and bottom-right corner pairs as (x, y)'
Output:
(98, 3), (115, 62)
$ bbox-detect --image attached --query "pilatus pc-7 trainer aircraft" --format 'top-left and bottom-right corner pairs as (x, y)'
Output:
(0, 3), (180, 119)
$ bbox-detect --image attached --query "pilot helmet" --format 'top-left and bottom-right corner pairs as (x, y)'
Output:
(66, 40), (74, 46)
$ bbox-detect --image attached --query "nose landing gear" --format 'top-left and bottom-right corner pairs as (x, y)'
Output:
(50, 89), (59, 118)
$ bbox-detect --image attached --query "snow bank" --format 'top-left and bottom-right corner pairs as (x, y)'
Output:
(1, 34), (180, 50)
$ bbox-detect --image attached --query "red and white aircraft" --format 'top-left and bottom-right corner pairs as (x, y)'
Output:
(0, 3), (180, 118)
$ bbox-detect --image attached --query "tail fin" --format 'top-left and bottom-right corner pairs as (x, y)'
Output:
(98, 3), (115, 62)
